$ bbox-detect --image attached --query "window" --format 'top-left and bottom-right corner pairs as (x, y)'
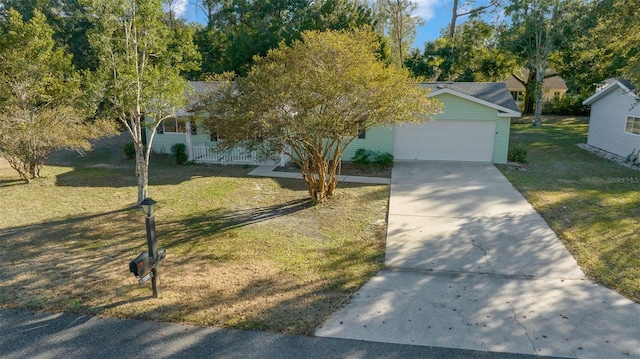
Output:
(357, 122), (366, 139)
(626, 116), (640, 135)
(160, 118), (196, 134)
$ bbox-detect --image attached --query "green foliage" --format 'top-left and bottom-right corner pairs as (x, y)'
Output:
(500, 0), (570, 122)
(541, 0), (639, 96)
(543, 94), (589, 116)
(85, 0), (200, 202)
(0, 9), (116, 183)
(200, 28), (440, 203)
(508, 146), (528, 163)
(407, 20), (517, 82)
(0, 0), (97, 70)
(170, 143), (188, 165)
(375, 0), (424, 68)
(303, 0), (376, 32)
(586, 0), (640, 87)
(352, 149), (393, 169)
(191, 0), (377, 77)
(123, 143), (136, 160)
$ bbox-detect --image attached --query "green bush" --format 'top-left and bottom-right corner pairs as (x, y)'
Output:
(171, 143), (188, 165)
(351, 148), (373, 166)
(123, 143), (136, 160)
(543, 94), (590, 116)
(508, 146), (528, 163)
(375, 152), (394, 167)
(351, 148), (393, 169)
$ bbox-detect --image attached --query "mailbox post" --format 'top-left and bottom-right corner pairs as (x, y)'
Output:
(139, 197), (162, 298)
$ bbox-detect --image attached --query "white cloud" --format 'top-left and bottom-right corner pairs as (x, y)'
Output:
(414, 0), (442, 21)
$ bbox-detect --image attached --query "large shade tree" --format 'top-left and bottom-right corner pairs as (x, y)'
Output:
(0, 0), (98, 70)
(375, 0), (423, 68)
(587, 0), (640, 86)
(501, 0), (564, 124)
(406, 20), (517, 82)
(200, 28), (440, 203)
(192, 0), (377, 78)
(447, 0), (503, 39)
(84, 0), (199, 203)
(0, 9), (114, 183)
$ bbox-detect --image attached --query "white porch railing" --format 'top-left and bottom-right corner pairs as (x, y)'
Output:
(191, 144), (288, 166)
(191, 145), (259, 164)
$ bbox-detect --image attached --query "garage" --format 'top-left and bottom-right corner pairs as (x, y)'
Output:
(393, 120), (496, 162)
(387, 82), (521, 164)
(341, 82), (521, 164)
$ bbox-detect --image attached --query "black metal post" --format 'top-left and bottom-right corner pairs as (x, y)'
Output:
(145, 215), (160, 298)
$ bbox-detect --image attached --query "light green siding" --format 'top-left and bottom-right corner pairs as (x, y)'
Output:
(148, 120), (214, 154)
(433, 93), (512, 164)
(341, 126), (393, 160)
(493, 118), (511, 164)
(340, 92), (513, 164)
(432, 93), (497, 121)
(148, 91), (513, 164)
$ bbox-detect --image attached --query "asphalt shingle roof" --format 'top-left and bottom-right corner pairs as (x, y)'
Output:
(420, 82), (521, 114)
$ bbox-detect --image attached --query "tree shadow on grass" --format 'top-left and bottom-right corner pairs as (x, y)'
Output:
(0, 205), (150, 314)
(0, 178), (24, 188)
(161, 198), (313, 251)
(126, 236), (385, 335)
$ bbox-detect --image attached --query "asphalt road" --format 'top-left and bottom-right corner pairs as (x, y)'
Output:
(0, 308), (564, 359)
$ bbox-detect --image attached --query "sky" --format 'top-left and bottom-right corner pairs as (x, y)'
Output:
(168, 0), (486, 51)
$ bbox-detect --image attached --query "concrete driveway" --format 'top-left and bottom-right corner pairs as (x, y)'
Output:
(316, 161), (640, 358)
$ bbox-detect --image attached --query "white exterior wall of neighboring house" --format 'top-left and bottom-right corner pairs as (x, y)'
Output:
(584, 81), (640, 158)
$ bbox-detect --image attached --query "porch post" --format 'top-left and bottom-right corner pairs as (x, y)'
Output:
(185, 120), (193, 161)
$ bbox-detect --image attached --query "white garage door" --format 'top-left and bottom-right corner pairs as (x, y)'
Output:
(393, 120), (496, 162)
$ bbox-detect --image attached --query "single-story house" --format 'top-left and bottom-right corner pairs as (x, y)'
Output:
(150, 81), (520, 164)
(505, 69), (568, 104)
(583, 79), (640, 158)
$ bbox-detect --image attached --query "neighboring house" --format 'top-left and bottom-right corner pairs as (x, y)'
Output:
(151, 81), (520, 165)
(505, 69), (568, 104)
(583, 79), (640, 158)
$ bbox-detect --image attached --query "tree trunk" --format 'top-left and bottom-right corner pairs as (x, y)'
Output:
(532, 0), (559, 127)
(135, 146), (149, 203)
(533, 69), (545, 127)
(5, 155), (30, 184)
(449, 0), (460, 39)
(523, 69), (536, 115)
(298, 147), (343, 204)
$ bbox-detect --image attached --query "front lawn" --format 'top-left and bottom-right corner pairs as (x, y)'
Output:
(0, 134), (389, 334)
(498, 116), (639, 303)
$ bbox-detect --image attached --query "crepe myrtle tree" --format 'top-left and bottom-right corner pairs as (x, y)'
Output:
(84, 0), (199, 203)
(199, 28), (440, 203)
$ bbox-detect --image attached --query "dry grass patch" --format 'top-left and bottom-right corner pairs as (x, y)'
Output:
(0, 134), (388, 334)
(499, 116), (640, 302)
